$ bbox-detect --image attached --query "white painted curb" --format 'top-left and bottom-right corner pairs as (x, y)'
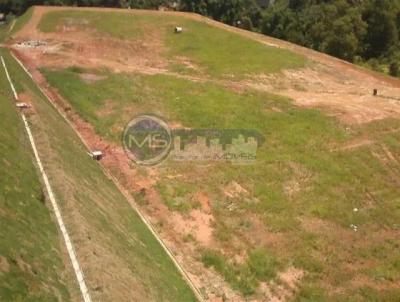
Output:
(1, 55), (92, 302)
(11, 52), (33, 78)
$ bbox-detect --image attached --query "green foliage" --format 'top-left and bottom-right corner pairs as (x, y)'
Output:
(179, 0), (262, 27)
(156, 182), (200, 213)
(389, 61), (399, 77)
(201, 248), (280, 296)
(247, 248), (279, 281)
(362, 0), (399, 59)
(261, 0), (400, 74)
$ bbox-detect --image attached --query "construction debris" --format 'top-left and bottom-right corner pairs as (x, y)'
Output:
(350, 224), (358, 232)
(15, 40), (47, 48)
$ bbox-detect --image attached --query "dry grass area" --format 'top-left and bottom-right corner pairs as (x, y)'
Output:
(7, 6), (400, 301)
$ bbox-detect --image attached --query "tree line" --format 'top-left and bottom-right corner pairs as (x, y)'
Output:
(1, 0), (399, 76)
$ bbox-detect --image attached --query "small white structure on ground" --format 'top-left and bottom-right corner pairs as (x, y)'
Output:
(16, 102), (30, 109)
(88, 150), (103, 161)
(175, 26), (183, 33)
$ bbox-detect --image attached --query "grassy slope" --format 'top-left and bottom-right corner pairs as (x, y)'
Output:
(35, 8), (400, 301)
(9, 8), (34, 37)
(1, 49), (197, 301)
(39, 10), (307, 78)
(44, 66), (400, 300)
(0, 52), (72, 301)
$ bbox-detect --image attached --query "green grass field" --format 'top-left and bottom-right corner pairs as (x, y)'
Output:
(0, 52), (72, 301)
(43, 63), (400, 300)
(1, 48), (197, 301)
(39, 10), (307, 78)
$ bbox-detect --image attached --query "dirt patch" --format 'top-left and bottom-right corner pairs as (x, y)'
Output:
(334, 138), (374, 152)
(300, 217), (338, 235)
(170, 209), (214, 246)
(247, 66), (400, 124)
(195, 191), (211, 213)
(283, 162), (313, 198)
(2, 158), (11, 167)
(16, 256), (32, 273)
(79, 73), (107, 84)
(279, 267), (304, 289)
(174, 56), (202, 71)
(0, 256), (10, 273)
(11, 7), (168, 74)
(223, 181), (248, 198)
(257, 267), (304, 302)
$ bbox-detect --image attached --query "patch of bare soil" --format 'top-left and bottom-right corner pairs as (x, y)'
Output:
(170, 209), (214, 246)
(11, 7), (168, 75)
(79, 73), (107, 83)
(283, 162), (313, 198)
(0, 256), (10, 273)
(333, 138), (374, 152)
(279, 267), (304, 289)
(223, 181), (248, 198)
(195, 191), (211, 213)
(174, 56), (202, 71)
(259, 267), (304, 301)
(247, 66), (400, 124)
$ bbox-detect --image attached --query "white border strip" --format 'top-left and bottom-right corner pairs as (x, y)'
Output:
(11, 52), (33, 78)
(1, 56), (18, 100)
(1, 55), (92, 302)
(8, 19), (16, 33)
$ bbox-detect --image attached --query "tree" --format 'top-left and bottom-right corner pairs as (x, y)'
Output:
(362, 0), (399, 58)
(390, 61), (399, 77)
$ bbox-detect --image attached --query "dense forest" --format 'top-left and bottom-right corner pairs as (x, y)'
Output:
(1, 0), (399, 76)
